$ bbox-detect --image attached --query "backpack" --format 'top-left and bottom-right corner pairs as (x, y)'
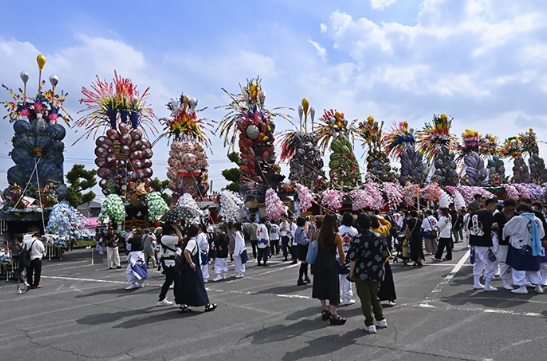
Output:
(19, 240), (35, 268)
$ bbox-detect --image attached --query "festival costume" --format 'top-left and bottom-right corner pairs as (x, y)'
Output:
(233, 231), (247, 277)
(503, 213), (545, 289)
(469, 210), (497, 290)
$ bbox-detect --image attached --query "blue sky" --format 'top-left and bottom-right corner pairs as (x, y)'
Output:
(1, 0), (547, 199)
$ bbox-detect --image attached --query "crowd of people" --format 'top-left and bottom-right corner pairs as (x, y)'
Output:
(9, 193), (547, 333)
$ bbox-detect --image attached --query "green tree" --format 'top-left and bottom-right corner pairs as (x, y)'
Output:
(65, 164), (97, 207)
(222, 151), (242, 192)
(149, 177), (171, 203)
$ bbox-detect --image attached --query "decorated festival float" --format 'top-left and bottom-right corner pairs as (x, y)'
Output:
(280, 98), (325, 191)
(383, 121), (424, 186)
(357, 115), (395, 183)
(458, 129), (489, 186)
(218, 78), (290, 216)
(1, 55), (71, 235)
(74, 72), (157, 229)
(417, 113), (459, 186)
(159, 93), (214, 201)
(317, 109), (361, 190)
(278, 98), (325, 215)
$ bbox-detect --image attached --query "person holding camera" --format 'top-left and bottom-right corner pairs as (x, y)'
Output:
(105, 228), (121, 269)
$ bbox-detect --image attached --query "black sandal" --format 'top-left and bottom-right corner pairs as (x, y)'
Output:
(321, 310), (331, 321)
(204, 303), (217, 312)
(329, 314), (346, 326)
(178, 305), (193, 313)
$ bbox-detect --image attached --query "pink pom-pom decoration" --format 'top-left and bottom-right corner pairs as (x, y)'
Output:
(295, 183), (314, 213)
(422, 183), (442, 202)
(382, 182), (404, 209)
(265, 188), (286, 219)
(513, 183), (531, 199)
(402, 183), (421, 207)
(363, 182), (384, 209)
(321, 189), (343, 211)
(502, 184), (519, 200)
(349, 189), (373, 211)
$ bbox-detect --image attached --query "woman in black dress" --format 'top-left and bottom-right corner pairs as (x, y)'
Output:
(312, 214), (346, 325)
(177, 225), (217, 313)
(405, 210), (424, 267)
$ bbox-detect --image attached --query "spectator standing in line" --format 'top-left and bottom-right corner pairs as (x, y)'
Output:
(105, 228), (121, 269)
(312, 214), (346, 326)
(337, 212), (358, 305)
(26, 233), (46, 289)
(256, 217), (270, 267)
(177, 225), (217, 313)
(157, 223), (183, 307)
(450, 205), (462, 243)
(233, 222), (247, 278)
(227, 221), (236, 262)
(142, 228), (157, 268)
(288, 217), (298, 264)
(421, 210), (438, 255)
(406, 210), (424, 268)
(349, 213), (389, 334)
(432, 208), (453, 261)
(268, 219), (280, 256)
(197, 224), (210, 283)
(279, 214), (291, 262)
(12, 234), (30, 291)
(213, 225), (230, 281)
(371, 216), (397, 307)
(294, 216), (311, 286)
(249, 220), (259, 260)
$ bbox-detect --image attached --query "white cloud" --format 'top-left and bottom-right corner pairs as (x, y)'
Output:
(370, 0), (397, 10)
(308, 40), (327, 59)
(2, 0), (547, 195)
(320, 23), (328, 33)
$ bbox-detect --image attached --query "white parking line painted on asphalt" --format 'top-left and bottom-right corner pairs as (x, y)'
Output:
(401, 301), (546, 318)
(42, 275), (127, 284)
(425, 249), (470, 301)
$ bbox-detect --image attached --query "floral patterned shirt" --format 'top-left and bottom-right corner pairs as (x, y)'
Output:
(347, 229), (387, 282)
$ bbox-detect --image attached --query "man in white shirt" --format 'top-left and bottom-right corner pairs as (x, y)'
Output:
(268, 220), (280, 256)
(25, 233), (46, 289)
(256, 217), (270, 266)
(279, 214), (291, 262)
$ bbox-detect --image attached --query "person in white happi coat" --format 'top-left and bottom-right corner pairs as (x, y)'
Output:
(468, 199), (498, 291)
(233, 223), (247, 278)
(125, 228), (147, 290)
(503, 203), (545, 294)
(492, 199), (516, 290)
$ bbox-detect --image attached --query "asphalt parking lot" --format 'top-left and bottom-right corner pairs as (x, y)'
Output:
(1, 243), (545, 361)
